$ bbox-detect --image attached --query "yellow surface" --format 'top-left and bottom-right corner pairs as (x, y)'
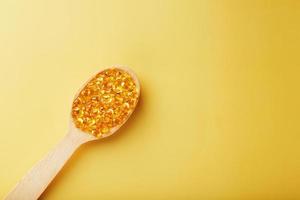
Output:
(0, 0), (300, 199)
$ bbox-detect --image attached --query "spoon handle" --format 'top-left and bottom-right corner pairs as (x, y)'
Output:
(5, 131), (86, 200)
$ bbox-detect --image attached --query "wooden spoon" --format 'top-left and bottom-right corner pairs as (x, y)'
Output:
(5, 66), (140, 200)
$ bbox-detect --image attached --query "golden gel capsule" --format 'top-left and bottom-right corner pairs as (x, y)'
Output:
(71, 68), (139, 138)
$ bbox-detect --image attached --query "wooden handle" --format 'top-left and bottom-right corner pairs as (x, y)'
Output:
(5, 131), (89, 200)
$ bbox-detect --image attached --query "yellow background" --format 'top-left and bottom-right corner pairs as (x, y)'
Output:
(0, 0), (300, 199)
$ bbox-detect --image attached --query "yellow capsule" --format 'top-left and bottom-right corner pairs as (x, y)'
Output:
(96, 132), (102, 138)
(115, 95), (123, 102)
(88, 119), (96, 125)
(114, 86), (123, 93)
(77, 118), (83, 124)
(73, 107), (80, 111)
(123, 102), (130, 109)
(78, 110), (84, 117)
(92, 108), (99, 114)
(107, 108), (114, 115)
(101, 95), (113, 104)
(96, 76), (104, 82)
(101, 127), (109, 134)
